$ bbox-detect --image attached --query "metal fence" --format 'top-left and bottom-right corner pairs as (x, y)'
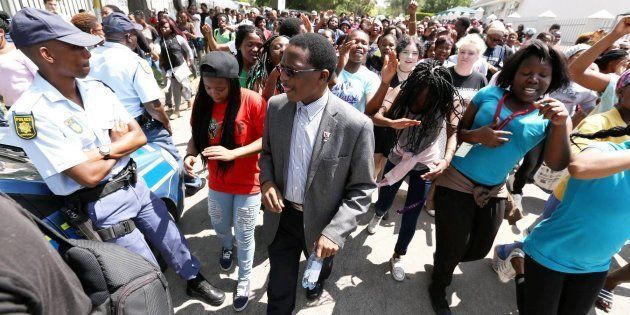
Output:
(505, 16), (619, 46)
(0, 0), (92, 16)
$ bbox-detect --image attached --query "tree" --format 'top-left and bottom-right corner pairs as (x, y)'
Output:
(422, 0), (471, 14)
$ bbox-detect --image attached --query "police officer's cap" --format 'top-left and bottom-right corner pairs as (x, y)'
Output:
(10, 8), (102, 49)
(103, 12), (142, 35)
(200, 52), (239, 79)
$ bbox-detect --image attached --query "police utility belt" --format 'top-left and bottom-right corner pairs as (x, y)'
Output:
(61, 159), (138, 242)
(135, 111), (162, 130)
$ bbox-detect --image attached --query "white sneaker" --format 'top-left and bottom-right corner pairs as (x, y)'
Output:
(390, 257), (405, 281)
(366, 213), (383, 235)
(512, 193), (524, 214)
(426, 208), (436, 217)
(493, 247), (525, 283)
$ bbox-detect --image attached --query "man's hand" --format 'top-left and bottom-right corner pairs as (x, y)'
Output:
(164, 122), (173, 135)
(262, 181), (284, 213)
(314, 234), (339, 259)
(184, 154), (196, 177)
(300, 14), (313, 33)
(202, 146), (237, 161)
(110, 120), (129, 142)
(381, 51), (399, 85)
(323, 9), (334, 21)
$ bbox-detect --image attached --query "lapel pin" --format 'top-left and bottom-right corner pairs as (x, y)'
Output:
(323, 131), (331, 142)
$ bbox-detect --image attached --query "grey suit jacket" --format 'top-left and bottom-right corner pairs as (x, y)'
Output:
(259, 91), (376, 250)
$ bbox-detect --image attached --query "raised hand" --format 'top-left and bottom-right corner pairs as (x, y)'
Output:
(381, 51), (399, 85)
(535, 97), (569, 126)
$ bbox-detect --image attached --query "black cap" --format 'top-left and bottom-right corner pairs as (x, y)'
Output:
(103, 12), (142, 35)
(10, 7), (102, 49)
(200, 51), (239, 79)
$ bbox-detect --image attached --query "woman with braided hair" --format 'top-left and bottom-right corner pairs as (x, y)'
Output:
(520, 124), (630, 313)
(366, 59), (461, 282)
(429, 40), (572, 313)
(245, 35), (289, 98)
(518, 69), (630, 314)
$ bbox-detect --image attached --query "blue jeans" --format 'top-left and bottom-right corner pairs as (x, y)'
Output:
(208, 188), (260, 281)
(374, 161), (431, 255)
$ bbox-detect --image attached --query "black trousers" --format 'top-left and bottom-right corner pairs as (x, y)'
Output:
(518, 255), (607, 315)
(512, 140), (545, 194)
(267, 204), (334, 315)
(432, 186), (505, 288)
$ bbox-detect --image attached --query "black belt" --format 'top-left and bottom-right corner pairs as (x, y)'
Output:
(62, 159), (138, 241)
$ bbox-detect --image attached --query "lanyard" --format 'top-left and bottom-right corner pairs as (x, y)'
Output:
(493, 93), (537, 130)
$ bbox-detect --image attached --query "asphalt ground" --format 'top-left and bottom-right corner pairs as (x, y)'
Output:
(163, 101), (630, 315)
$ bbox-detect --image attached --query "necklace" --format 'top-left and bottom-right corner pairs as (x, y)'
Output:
(398, 66), (412, 73)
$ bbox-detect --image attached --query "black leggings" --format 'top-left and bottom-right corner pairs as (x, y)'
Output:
(432, 186), (505, 288)
(512, 140), (545, 194)
(518, 255), (607, 315)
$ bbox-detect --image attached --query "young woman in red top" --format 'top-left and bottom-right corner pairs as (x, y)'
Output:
(184, 52), (267, 311)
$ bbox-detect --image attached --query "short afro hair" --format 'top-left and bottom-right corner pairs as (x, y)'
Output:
(0, 11), (9, 33)
(71, 13), (99, 34)
(497, 39), (570, 94)
(278, 17), (303, 38)
(289, 33), (338, 82)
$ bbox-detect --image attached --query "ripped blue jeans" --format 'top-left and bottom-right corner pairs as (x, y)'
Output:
(208, 188), (260, 281)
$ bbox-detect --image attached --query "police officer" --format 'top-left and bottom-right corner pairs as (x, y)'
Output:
(88, 12), (206, 197)
(7, 8), (225, 306)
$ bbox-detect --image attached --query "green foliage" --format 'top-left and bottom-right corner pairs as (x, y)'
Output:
(251, 0), (375, 16)
(416, 12), (434, 20)
(422, 0), (472, 14)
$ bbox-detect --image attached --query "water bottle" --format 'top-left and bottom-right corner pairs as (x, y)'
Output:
(302, 252), (323, 290)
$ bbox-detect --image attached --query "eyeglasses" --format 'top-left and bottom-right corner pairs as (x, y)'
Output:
(275, 65), (320, 77)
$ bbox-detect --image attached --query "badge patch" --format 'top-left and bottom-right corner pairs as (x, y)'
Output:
(13, 114), (37, 140)
(64, 117), (83, 133)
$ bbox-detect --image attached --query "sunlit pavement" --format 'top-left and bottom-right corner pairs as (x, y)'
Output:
(165, 108), (630, 315)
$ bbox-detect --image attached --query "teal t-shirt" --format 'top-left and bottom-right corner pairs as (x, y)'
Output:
(524, 141), (630, 273)
(330, 66), (380, 113)
(451, 86), (550, 186)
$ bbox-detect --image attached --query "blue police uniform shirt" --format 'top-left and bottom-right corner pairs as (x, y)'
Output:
(451, 86), (550, 186)
(524, 141), (630, 273)
(8, 73), (132, 196)
(89, 41), (162, 118)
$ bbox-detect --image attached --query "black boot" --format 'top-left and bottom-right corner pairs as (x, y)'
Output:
(186, 273), (225, 306)
(305, 280), (325, 301)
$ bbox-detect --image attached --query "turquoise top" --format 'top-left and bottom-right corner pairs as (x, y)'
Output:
(524, 141), (630, 273)
(451, 86), (549, 186)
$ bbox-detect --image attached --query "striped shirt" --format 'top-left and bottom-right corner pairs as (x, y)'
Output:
(285, 90), (329, 204)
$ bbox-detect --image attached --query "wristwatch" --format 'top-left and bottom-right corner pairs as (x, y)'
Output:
(98, 145), (111, 160)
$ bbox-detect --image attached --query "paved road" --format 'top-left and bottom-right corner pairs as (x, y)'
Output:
(164, 108), (630, 315)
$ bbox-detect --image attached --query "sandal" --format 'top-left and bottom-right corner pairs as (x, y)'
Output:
(595, 288), (614, 313)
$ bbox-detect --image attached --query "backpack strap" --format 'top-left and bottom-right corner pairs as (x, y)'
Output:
(19, 207), (74, 248)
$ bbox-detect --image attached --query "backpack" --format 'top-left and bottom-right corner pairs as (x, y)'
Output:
(24, 210), (174, 315)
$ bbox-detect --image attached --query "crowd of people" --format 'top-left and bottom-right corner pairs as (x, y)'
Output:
(0, 0), (629, 314)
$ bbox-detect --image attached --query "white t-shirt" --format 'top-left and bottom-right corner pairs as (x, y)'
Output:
(331, 66), (381, 113)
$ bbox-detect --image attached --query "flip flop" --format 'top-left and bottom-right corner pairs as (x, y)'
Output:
(595, 288), (614, 313)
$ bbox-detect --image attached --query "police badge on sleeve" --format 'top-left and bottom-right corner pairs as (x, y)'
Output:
(13, 113), (37, 140)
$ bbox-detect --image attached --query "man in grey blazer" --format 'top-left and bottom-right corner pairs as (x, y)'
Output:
(259, 33), (376, 314)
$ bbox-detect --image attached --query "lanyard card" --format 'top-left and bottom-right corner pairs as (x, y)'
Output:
(455, 142), (475, 158)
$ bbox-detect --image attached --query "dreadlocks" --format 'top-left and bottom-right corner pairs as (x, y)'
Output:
(246, 35), (287, 92)
(387, 59), (462, 154)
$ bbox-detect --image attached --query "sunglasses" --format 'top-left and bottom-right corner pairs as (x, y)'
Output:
(275, 65), (320, 77)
